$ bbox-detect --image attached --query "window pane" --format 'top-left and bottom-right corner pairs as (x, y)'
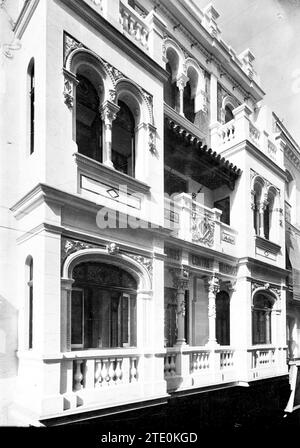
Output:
(71, 290), (83, 346)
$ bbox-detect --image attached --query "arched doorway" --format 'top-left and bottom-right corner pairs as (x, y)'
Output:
(71, 262), (137, 350)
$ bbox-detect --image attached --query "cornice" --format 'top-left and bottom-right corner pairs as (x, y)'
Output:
(13, 0), (40, 39)
(157, 0), (265, 103)
(285, 144), (300, 172)
(220, 139), (286, 181)
(238, 256), (289, 277)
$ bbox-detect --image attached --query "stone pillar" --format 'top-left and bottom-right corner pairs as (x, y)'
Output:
(61, 278), (74, 352)
(100, 100), (120, 168)
(205, 274), (220, 346)
(176, 73), (189, 117)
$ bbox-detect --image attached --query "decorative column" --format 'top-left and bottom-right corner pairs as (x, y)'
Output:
(172, 268), (189, 346)
(61, 278), (74, 352)
(176, 73), (189, 117)
(100, 99), (120, 168)
(205, 274), (220, 346)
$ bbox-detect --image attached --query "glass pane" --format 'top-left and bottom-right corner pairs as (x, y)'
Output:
(71, 290), (83, 346)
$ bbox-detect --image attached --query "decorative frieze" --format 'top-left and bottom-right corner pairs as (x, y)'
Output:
(191, 255), (213, 270)
(251, 280), (282, 299)
(219, 262), (237, 276)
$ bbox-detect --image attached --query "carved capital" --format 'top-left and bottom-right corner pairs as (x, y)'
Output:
(205, 274), (220, 296)
(63, 69), (79, 109)
(148, 123), (157, 155)
(170, 267), (189, 291)
(176, 73), (189, 91)
(100, 100), (120, 125)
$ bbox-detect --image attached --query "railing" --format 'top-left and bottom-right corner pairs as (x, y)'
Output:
(164, 352), (177, 378)
(251, 348), (275, 369)
(211, 105), (282, 167)
(119, 1), (149, 50)
(72, 354), (139, 392)
(219, 349), (234, 369)
(190, 350), (210, 373)
(218, 119), (235, 144)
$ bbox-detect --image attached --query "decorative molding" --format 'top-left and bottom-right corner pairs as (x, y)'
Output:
(169, 266), (190, 291)
(219, 262), (238, 276)
(191, 214), (215, 247)
(106, 242), (120, 255)
(221, 231), (236, 245)
(126, 254), (153, 279)
(251, 280), (282, 300)
(190, 254), (213, 270)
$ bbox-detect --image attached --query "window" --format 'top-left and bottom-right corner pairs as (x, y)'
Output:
(263, 189), (275, 240)
(216, 291), (230, 345)
(28, 59), (35, 154)
(71, 262), (137, 349)
(214, 197), (230, 225)
(26, 257), (33, 349)
(252, 293), (274, 345)
(76, 74), (102, 162)
(224, 105), (234, 123)
(112, 100), (135, 176)
(164, 62), (178, 110)
(252, 181), (262, 235)
(183, 81), (195, 123)
(164, 287), (177, 347)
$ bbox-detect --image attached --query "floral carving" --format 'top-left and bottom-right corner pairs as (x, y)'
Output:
(127, 254), (153, 279)
(191, 214), (215, 247)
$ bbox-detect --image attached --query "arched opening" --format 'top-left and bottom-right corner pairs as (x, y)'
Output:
(164, 48), (180, 112)
(252, 292), (275, 345)
(25, 256), (33, 349)
(183, 80), (195, 123)
(164, 62), (178, 109)
(216, 291), (230, 345)
(224, 105), (234, 123)
(253, 181), (262, 235)
(27, 59), (35, 154)
(76, 72), (103, 162)
(71, 262), (137, 350)
(264, 189), (276, 240)
(112, 100), (135, 177)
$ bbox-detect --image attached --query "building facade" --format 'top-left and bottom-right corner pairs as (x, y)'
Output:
(0, 0), (298, 426)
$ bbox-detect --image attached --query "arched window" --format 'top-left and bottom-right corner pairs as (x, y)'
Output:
(264, 189), (276, 240)
(71, 262), (137, 349)
(224, 105), (234, 123)
(252, 293), (274, 345)
(183, 80), (195, 123)
(216, 291), (230, 345)
(26, 257), (33, 349)
(164, 48), (180, 112)
(164, 63), (178, 109)
(27, 59), (35, 154)
(112, 100), (135, 177)
(76, 73), (102, 162)
(253, 181), (262, 235)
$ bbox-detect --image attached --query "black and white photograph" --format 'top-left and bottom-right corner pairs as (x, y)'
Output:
(0, 0), (300, 443)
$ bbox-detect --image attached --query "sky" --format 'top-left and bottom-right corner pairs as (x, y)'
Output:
(197, 0), (300, 144)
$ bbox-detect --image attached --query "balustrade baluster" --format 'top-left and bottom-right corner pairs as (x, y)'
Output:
(95, 360), (102, 386)
(115, 358), (123, 384)
(73, 359), (83, 391)
(130, 357), (138, 382)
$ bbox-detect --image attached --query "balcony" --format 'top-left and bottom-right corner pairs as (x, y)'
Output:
(164, 193), (237, 256)
(164, 345), (287, 393)
(211, 104), (283, 168)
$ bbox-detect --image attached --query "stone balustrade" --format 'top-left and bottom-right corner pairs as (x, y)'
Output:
(73, 354), (139, 392)
(119, 1), (149, 50)
(211, 104), (282, 167)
